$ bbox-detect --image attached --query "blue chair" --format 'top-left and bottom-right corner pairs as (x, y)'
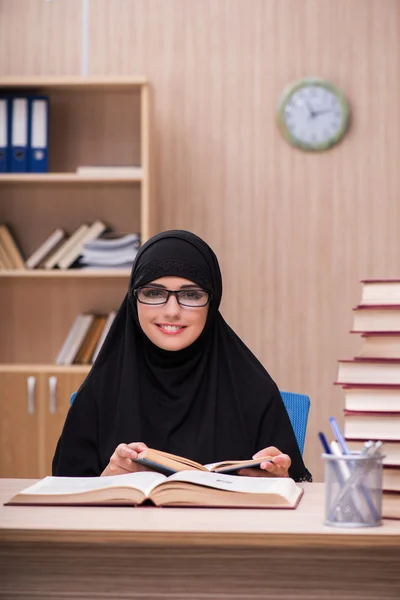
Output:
(280, 391), (310, 456)
(70, 390), (310, 455)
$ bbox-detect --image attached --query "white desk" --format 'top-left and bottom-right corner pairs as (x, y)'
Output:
(1, 479), (399, 599)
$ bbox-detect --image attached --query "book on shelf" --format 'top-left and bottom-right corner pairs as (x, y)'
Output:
(73, 315), (107, 364)
(57, 220), (107, 269)
(346, 439), (400, 466)
(357, 332), (400, 359)
(341, 385), (400, 412)
(344, 411), (400, 441)
(359, 279), (400, 307)
(76, 165), (142, 178)
(55, 314), (95, 365)
(80, 232), (140, 269)
(91, 311), (116, 362)
(6, 470), (303, 509)
(44, 224), (89, 270)
(56, 311), (115, 365)
(132, 448), (274, 476)
(25, 228), (66, 269)
(337, 358), (400, 385)
(0, 239), (13, 269)
(352, 305), (400, 333)
(0, 224), (25, 269)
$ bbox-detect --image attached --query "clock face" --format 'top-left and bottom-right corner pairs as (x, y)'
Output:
(277, 79), (350, 151)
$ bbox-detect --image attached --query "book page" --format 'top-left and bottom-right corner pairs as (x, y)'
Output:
(18, 472), (167, 497)
(156, 470), (298, 497)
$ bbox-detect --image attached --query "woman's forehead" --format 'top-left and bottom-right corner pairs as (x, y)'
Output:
(149, 276), (198, 288)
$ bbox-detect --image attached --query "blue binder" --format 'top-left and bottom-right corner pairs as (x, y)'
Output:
(10, 96), (29, 172)
(0, 97), (10, 172)
(28, 96), (49, 173)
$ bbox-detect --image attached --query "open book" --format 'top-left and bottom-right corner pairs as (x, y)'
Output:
(7, 471), (303, 509)
(133, 448), (274, 476)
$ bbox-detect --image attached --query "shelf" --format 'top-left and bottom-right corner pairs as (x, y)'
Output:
(0, 76), (148, 91)
(0, 269), (131, 278)
(0, 364), (92, 373)
(0, 172), (143, 184)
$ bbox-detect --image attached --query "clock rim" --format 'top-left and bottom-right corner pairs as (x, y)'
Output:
(277, 77), (351, 152)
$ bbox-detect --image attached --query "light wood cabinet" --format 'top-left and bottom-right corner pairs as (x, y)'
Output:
(0, 366), (89, 478)
(0, 77), (152, 477)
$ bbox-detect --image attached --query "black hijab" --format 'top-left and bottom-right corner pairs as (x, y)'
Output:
(53, 230), (311, 481)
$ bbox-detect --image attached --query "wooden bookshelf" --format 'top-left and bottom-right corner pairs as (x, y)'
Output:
(0, 172), (143, 183)
(0, 77), (152, 477)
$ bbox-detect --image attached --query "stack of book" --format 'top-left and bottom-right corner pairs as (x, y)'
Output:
(79, 232), (140, 270)
(55, 311), (116, 365)
(336, 279), (400, 519)
(0, 224), (25, 270)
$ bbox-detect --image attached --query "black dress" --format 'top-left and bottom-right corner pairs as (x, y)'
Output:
(53, 230), (312, 482)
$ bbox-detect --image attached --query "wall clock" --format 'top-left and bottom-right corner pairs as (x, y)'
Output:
(277, 78), (350, 151)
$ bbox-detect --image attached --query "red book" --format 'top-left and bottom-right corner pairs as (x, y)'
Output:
(344, 410), (400, 441)
(337, 358), (400, 385)
(359, 280), (400, 307)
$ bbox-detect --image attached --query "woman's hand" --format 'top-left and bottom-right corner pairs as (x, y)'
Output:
(101, 442), (150, 476)
(238, 446), (291, 478)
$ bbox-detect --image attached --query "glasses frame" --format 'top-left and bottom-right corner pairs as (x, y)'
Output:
(133, 286), (212, 308)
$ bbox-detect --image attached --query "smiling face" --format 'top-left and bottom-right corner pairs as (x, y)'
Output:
(135, 276), (209, 351)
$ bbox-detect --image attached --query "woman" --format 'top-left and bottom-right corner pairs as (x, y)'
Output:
(53, 230), (311, 482)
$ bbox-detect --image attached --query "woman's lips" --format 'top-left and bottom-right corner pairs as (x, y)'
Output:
(155, 324), (186, 335)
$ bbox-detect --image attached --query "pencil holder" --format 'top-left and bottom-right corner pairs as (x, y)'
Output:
(323, 452), (384, 528)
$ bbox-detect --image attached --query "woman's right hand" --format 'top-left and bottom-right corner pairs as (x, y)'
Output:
(101, 442), (150, 476)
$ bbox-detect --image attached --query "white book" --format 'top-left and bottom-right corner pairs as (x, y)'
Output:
(7, 470), (303, 508)
(91, 311), (116, 362)
(81, 249), (138, 265)
(44, 224), (89, 270)
(62, 314), (95, 365)
(58, 221), (107, 270)
(76, 166), (142, 178)
(25, 228), (66, 269)
(84, 233), (140, 250)
(55, 315), (86, 365)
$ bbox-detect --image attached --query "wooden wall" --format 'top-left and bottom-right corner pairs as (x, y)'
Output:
(1, 0), (399, 479)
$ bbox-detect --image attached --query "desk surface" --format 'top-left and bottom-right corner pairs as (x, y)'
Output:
(1, 479), (399, 548)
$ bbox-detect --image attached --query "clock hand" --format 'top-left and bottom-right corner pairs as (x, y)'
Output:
(305, 101), (316, 117)
(311, 109), (333, 116)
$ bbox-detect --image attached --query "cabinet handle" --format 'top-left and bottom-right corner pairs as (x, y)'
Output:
(48, 376), (57, 414)
(27, 376), (36, 415)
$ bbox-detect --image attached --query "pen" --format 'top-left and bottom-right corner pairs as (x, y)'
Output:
(318, 431), (331, 455)
(329, 416), (349, 456)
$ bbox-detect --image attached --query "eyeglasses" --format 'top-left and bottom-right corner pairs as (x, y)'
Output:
(133, 286), (211, 307)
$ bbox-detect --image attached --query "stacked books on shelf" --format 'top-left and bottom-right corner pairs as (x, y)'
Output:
(0, 220), (140, 271)
(79, 232), (140, 269)
(55, 311), (116, 365)
(336, 279), (400, 519)
(0, 224), (25, 269)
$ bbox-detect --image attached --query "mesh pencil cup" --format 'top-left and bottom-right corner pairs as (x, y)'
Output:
(322, 452), (384, 528)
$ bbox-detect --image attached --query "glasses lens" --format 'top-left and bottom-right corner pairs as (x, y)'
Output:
(137, 288), (168, 304)
(177, 290), (209, 307)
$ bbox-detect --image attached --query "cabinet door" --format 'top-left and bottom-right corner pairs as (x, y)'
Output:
(40, 371), (88, 477)
(0, 371), (42, 478)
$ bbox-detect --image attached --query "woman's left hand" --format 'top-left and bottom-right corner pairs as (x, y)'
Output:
(238, 446), (291, 478)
